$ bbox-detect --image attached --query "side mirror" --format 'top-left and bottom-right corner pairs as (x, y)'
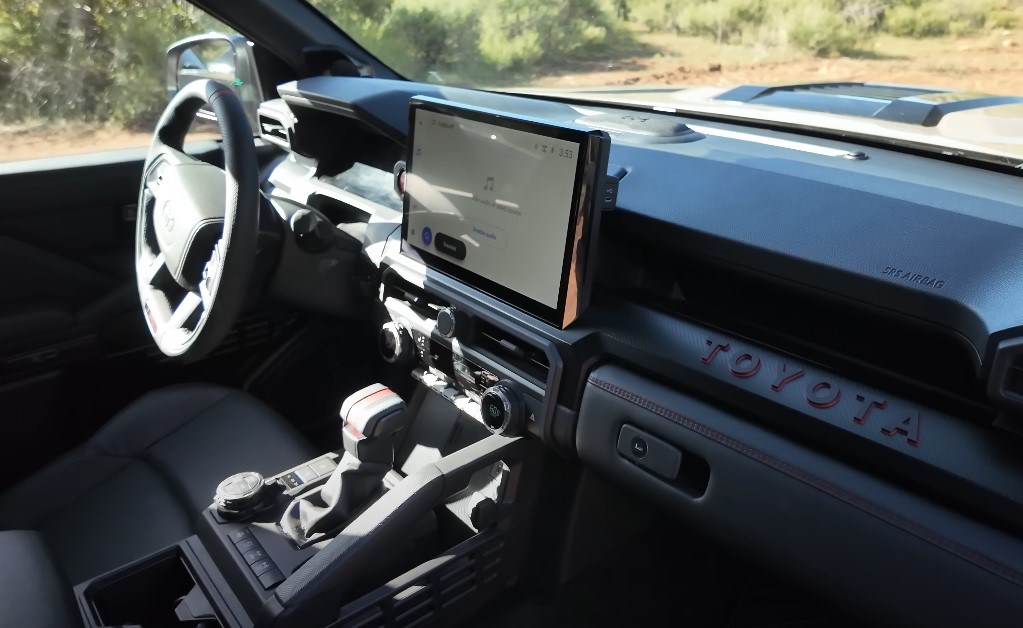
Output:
(166, 33), (262, 130)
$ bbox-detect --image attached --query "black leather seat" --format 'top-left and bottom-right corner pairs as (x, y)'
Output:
(0, 384), (316, 588)
(0, 530), (80, 628)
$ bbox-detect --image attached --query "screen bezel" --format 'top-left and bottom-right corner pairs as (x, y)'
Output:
(401, 96), (608, 329)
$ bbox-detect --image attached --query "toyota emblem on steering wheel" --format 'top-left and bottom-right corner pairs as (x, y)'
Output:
(161, 202), (175, 232)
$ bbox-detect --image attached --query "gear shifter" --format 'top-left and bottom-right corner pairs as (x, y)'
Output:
(280, 384), (409, 545)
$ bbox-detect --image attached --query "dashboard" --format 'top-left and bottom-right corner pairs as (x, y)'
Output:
(258, 75), (1023, 626)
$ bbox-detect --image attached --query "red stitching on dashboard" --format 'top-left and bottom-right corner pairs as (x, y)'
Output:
(588, 375), (1023, 590)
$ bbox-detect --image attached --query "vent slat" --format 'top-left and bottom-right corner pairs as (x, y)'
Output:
(475, 321), (549, 384)
(257, 111), (291, 150)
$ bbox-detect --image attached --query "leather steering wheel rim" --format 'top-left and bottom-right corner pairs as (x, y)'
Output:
(135, 79), (259, 359)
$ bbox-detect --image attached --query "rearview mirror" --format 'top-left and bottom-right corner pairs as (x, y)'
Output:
(166, 33), (262, 130)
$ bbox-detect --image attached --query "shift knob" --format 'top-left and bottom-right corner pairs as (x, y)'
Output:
(340, 384), (409, 464)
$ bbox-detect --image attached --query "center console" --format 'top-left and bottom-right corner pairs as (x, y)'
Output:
(74, 381), (542, 628)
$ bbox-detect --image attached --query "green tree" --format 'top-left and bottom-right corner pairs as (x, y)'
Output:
(0, 0), (225, 127)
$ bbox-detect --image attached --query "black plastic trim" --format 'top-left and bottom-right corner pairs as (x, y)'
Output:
(591, 374), (1023, 587)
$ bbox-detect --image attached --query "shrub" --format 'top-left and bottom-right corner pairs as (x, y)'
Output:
(478, 10), (544, 70)
(380, 6), (481, 76)
(476, 0), (613, 71)
(785, 3), (867, 56)
(986, 9), (1019, 29)
(0, 0), (222, 126)
(676, 0), (767, 44)
(882, 0), (1021, 38)
(883, 4), (949, 37)
(317, 0), (620, 81)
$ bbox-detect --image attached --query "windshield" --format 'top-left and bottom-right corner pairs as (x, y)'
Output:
(310, 0), (1023, 95)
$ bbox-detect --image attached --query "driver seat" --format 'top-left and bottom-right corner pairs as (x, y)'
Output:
(0, 384), (316, 592)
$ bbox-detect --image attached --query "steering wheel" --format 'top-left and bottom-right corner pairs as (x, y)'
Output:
(135, 79), (259, 359)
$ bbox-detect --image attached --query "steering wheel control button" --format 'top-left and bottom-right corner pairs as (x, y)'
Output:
(631, 436), (649, 459)
(617, 424), (682, 481)
(436, 307), (467, 339)
(379, 322), (414, 364)
(480, 382), (525, 436)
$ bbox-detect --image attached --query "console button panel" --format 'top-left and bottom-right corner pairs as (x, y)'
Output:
(229, 528), (285, 589)
(277, 455), (338, 491)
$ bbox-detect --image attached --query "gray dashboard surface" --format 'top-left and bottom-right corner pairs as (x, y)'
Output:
(279, 76), (1023, 375)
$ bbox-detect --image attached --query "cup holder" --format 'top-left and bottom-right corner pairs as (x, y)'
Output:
(82, 546), (220, 628)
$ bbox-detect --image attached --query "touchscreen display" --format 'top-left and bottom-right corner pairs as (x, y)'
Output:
(401, 97), (609, 328)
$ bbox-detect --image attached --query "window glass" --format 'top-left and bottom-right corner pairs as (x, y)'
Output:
(0, 1), (230, 163)
(310, 0), (1023, 96)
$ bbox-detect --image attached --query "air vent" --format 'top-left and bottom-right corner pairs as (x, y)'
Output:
(987, 338), (1023, 415)
(474, 320), (549, 384)
(384, 275), (447, 315)
(1004, 358), (1023, 398)
(256, 100), (294, 150)
(258, 114), (289, 149)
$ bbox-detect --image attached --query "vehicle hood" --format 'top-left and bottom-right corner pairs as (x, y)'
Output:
(508, 84), (1023, 167)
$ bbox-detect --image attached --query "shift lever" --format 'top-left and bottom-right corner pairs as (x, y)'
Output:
(280, 384), (408, 545)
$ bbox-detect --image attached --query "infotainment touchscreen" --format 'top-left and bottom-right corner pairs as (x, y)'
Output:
(401, 96), (611, 328)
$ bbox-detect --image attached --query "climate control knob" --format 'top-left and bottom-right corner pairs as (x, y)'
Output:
(479, 382), (525, 436)
(379, 322), (413, 364)
(436, 307), (466, 339)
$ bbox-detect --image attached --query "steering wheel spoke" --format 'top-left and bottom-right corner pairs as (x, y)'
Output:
(167, 290), (205, 332)
(199, 238), (224, 303)
(138, 252), (167, 286)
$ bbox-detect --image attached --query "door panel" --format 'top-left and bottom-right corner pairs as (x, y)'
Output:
(0, 140), (283, 489)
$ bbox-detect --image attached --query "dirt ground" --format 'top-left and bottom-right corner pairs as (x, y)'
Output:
(0, 124), (220, 164)
(3, 29), (1022, 164)
(532, 29), (1023, 94)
